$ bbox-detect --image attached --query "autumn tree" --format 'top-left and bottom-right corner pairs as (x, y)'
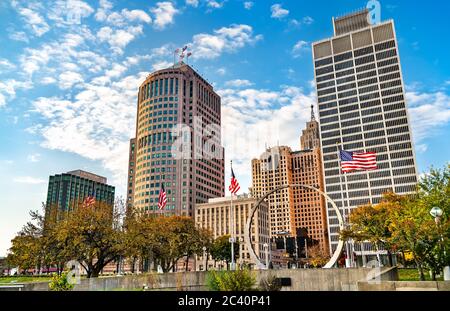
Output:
(53, 200), (126, 278)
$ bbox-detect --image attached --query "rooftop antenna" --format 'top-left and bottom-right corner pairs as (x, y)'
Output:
(311, 104), (316, 121)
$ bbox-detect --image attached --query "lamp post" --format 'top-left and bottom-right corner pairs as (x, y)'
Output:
(263, 243), (269, 269)
(430, 206), (449, 281)
(202, 246), (207, 271)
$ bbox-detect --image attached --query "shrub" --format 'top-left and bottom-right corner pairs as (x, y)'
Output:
(48, 271), (74, 291)
(259, 274), (282, 291)
(206, 269), (256, 291)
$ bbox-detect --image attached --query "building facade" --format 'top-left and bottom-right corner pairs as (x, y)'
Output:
(126, 138), (136, 209)
(45, 170), (115, 222)
(128, 63), (225, 217)
(194, 195), (270, 270)
(312, 10), (418, 254)
(251, 112), (329, 253)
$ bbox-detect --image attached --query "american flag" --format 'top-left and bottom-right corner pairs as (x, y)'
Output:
(340, 150), (377, 173)
(158, 184), (167, 210)
(229, 167), (240, 195)
(83, 190), (96, 207)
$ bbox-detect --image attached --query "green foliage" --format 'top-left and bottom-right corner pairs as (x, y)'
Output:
(48, 271), (74, 291)
(343, 164), (450, 281)
(209, 235), (239, 265)
(206, 269), (256, 291)
(258, 274), (282, 291)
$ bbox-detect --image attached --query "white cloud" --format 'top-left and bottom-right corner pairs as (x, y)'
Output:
(58, 71), (84, 89)
(191, 24), (262, 59)
(13, 176), (46, 184)
(416, 144), (428, 153)
(0, 59), (16, 70)
(17, 7), (50, 36)
(225, 79), (253, 88)
(31, 72), (148, 188)
(216, 67), (226, 75)
(186, 0), (199, 7)
(47, 0), (94, 25)
(95, 0), (114, 21)
(207, 1), (225, 9)
(0, 79), (31, 107)
(406, 91), (450, 143)
(244, 2), (254, 10)
(8, 31), (29, 43)
(151, 2), (179, 30)
(271, 4), (289, 19)
(152, 60), (173, 71)
(292, 40), (309, 57)
(302, 16), (314, 25)
(97, 26), (144, 54)
(218, 85), (316, 190)
(27, 153), (41, 162)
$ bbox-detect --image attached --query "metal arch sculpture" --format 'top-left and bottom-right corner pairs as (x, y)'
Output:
(244, 184), (345, 269)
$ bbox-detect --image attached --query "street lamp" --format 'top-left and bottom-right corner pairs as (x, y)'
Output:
(430, 206), (449, 281)
(263, 243), (269, 269)
(202, 246), (207, 271)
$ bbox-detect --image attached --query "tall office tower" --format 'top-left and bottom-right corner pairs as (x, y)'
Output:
(126, 138), (136, 210)
(45, 170), (115, 222)
(251, 115), (329, 253)
(301, 105), (321, 150)
(312, 10), (418, 254)
(291, 110), (329, 254)
(252, 146), (294, 237)
(129, 63), (225, 217)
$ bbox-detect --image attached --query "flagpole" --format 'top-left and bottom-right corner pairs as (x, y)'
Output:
(230, 160), (235, 271)
(336, 142), (352, 268)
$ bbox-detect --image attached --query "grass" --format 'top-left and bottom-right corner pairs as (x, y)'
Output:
(398, 268), (444, 281)
(0, 276), (52, 284)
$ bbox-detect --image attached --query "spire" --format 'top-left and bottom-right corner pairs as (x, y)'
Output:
(310, 105), (316, 121)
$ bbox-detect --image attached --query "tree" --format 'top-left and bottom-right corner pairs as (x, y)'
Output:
(306, 245), (330, 268)
(342, 165), (450, 281)
(147, 216), (211, 272)
(53, 200), (126, 278)
(7, 205), (68, 274)
(210, 235), (239, 270)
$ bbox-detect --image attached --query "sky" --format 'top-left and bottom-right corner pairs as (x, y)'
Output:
(0, 0), (450, 256)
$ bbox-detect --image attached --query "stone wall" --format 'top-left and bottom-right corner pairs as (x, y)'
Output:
(10, 267), (400, 291)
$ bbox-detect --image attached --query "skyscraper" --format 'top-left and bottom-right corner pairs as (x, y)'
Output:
(45, 170), (115, 222)
(312, 10), (418, 254)
(251, 110), (329, 253)
(128, 62), (225, 217)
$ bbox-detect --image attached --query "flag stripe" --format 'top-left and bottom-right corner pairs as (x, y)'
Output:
(340, 150), (378, 174)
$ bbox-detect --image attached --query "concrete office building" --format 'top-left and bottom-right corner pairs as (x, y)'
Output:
(251, 111), (329, 253)
(45, 170), (115, 222)
(195, 195), (270, 270)
(128, 62), (225, 216)
(312, 10), (418, 255)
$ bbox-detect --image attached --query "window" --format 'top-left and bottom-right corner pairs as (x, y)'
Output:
(315, 57), (333, 68)
(316, 74), (335, 83)
(335, 60), (354, 71)
(317, 80), (336, 90)
(334, 51), (353, 63)
(376, 49), (397, 60)
(316, 65), (334, 76)
(375, 40), (396, 51)
(354, 46), (374, 57)
(336, 69), (355, 78)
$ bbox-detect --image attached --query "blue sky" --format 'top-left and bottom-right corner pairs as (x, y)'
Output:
(0, 0), (449, 256)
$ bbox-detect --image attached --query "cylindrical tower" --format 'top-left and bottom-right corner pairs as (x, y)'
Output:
(131, 63), (225, 217)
